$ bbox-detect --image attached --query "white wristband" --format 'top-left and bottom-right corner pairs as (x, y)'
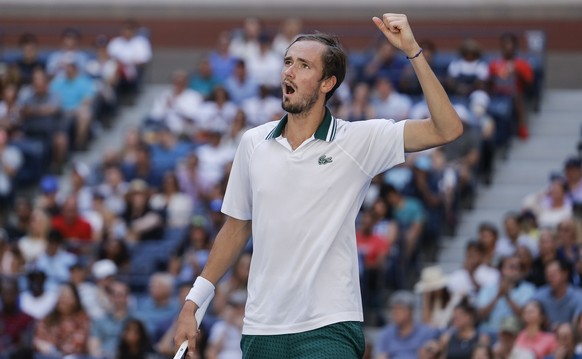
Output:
(185, 276), (215, 308)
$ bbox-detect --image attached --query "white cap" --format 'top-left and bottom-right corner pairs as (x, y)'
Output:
(92, 259), (117, 280)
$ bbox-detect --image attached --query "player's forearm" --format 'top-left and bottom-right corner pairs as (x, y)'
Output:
(200, 216), (252, 285)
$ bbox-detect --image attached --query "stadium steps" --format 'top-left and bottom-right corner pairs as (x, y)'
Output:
(436, 89), (582, 273)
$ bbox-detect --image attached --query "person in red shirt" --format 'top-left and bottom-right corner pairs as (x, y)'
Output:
(356, 210), (390, 325)
(488, 32), (534, 140)
(51, 196), (93, 253)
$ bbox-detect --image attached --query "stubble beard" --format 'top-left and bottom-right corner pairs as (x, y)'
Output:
(282, 89), (320, 115)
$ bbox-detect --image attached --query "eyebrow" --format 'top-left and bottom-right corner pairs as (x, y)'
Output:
(284, 56), (314, 67)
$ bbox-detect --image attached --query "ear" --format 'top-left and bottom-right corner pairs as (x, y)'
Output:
(320, 76), (337, 96)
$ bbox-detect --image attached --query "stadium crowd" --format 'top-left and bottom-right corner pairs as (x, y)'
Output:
(0, 15), (578, 359)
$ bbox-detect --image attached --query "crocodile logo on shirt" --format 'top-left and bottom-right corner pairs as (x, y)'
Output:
(318, 155), (333, 165)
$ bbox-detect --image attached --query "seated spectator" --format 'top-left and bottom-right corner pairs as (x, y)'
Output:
(3, 195), (32, 242)
(149, 69), (203, 136)
(399, 40), (442, 96)
(497, 212), (539, 259)
(35, 229), (77, 291)
(337, 81), (376, 122)
(515, 301), (557, 358)
(33, 282), (91, 357)
(46, 28), (89, 77)
(213, 252), (251, 314)
(469, 90), (496, 185)
(15, 33), (46, 85)
(122, 143), (163, 191)
(149, 171), (193, 228)
(374, 290), (438, 359)
(446, 39), (489, 97)
(51, 196), (93, 252)
(556, 218), (581, 266)
(492, 316), (535, 359)
(17, 208), (50, 264)
(196, 123), (236, 191)
(70, 259), (116, 321)
(20, 269), (58, 320)
(476, 255), (536, 335)
(0, 128), (23, 207)
(205, 290), (247, 359)
(99, 164), (129, 216)
(88, 281), (134, 359)
(62, 161), (94, 215)
(228, 17), (262, 61)
(536, 178), (574, 229)
(356, 210), (390, 325)
(363, 41), (407, 87)
(246, 32), (281, 91)
(49, 58), (96, 151)
(439, 299), (488, 359)
(471, 345), (495, 359)
(0, 277), (35, 357)
(107, 19), (152, 95)
(197, 86), (238, 136)
(19, 69), (67, 171)
(150, 125), (192, 179)
(86, 34), (120, 122)
(176, 153), (207, 208)
(189, 57), (221, 99)
(527, 229), (560, 287)
(224, 58), (259, 106)
(477, 222), (500, 266)
(371, 76), (412, 121)
(116, 318), (156, 359)
(241, 84), (282, 127)
(414, 265), (460, 330)
(533, 259), (582, 327)
(222, 108), (251, 154)
(169, 216), (212, 282)
(0, 229), (25, 276)
(136, 272), (180, 342)
(122, 179), (165, 242)
(489, 32), (534, 140)
(0, 83), (21, 133)
(272, 17), (302, 57)
(208, 31), (237, 84)
(447, 241), (499, 300)
(547, 323), (581, 359)
(564, 157), (582, 206)
(97, 236), (131, 273)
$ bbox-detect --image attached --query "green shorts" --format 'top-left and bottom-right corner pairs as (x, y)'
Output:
(240, 321), (365, 359)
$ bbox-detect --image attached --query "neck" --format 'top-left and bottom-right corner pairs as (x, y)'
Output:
(553, 284), (567, 297)
(526, 325), (540, 336)
(285, 104), (326, 149)
(398, 321), (413, 336)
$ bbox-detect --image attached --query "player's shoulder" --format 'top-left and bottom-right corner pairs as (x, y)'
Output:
(239, 121), (279, 147)
(335, 117), (400, 137)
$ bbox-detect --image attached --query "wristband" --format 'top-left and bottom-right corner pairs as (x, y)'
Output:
(406, 48), (423, 60)
(185, 276), (215, 308)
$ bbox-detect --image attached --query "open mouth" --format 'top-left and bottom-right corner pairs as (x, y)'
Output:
(283, 83), (296, 95)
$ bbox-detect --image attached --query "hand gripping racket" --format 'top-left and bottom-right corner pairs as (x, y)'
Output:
(173, 292), (215, 359)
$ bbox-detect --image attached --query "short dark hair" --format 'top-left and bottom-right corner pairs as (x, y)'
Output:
(19, 33), (37, 46)
(478, 222), (498, 238)
(466, 240), (486, 254)
(289, 33), (347, 102)
(500, 32), (519, 47)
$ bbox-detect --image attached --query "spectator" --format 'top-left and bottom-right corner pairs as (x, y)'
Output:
(356, 210), (390, 325)
(337, 81), (376, 122)
(86, 34), (119, 122)
(63, 161), (94, 215)
(414, 265), (459, 330)
(98, 164), (129, 216)
(527, 229), (560, 287)
(0, 277), (35, 356)
(136, 272), (180, 342)
(224, 59), (259, 106)
(469, 90), (496, 185)
(107, 19), (152, 95)
(35, 229), (77, 291)
(241, 84), (282, 127)
(363, 41), (407, 87)
(439, 299), (488, 359)
(497, 212), (538, 259)
(170, 216), (212, 283)
(70, 259), (116, 321)
(46, 28), (89, 77)
(209, 31), (237, 84)
(15, 33), (46, 85)
(476, 255), (536, 335)
(49, 58), (95, 151)
(197, 86), (238, 135)
(228, 17), (262, 61)
(0, 83), (21, 133)
(189, 57), (221, 99)
(547, 323), (581, 359)
(150, 124), (192, 178)
(371, 76), (412, 121)
(51, 196), (93, 252)
(477, 222), (500, 265)
(20, 269), (58, 320)
(564, 157), (582, 205)
(19, 69), (67, 171)
(206, 290), (247, 359)
(3, 196), (32, 241)
(0, 128), (23, 207)
(489, 32), (534, 140)
(446, 38), (489, 97)
(532, 259), (582, 327)
(515, 301), (557, 359)
(89, 281), (134, 359)
(374, 290), (437, 359)
(447, 241), (499, 300)
(536, 178), (574, 230)
(472, 345), (494, 359)
(0, 228), (24, 276)
(149, 171), (193, 228)
(176, 152), (207, 208)
(149, 69), (203, 136)
(17, 208), (50, 264)
(196, 123), (236, 191)
(122, 179), (165, 242)
(116, 318), (156, 359)
(272, 17), (302, 57)
(246, 32), (281, 91)
(213, 252), (251, 314)
(399, 40), (442, 96)
(556, 218), (581, 266)
(492, 316), (535, 359)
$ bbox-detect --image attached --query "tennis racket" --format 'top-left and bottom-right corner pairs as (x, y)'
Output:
(172, 292), (215, 359)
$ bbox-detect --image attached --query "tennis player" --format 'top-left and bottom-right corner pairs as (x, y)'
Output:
(175, 13), (462, 358)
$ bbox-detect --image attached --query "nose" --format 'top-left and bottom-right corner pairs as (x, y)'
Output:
(283, 63), (295, 79)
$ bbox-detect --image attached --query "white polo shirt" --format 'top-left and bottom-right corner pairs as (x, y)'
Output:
(222, 108), (406, 335)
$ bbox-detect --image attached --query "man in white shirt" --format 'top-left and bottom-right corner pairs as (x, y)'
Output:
(175, 13), (463, 358)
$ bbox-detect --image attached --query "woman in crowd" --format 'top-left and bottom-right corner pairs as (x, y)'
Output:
(149, 171), (193, 228)
(17, 208), (50, 264)
(116, 318), (158, 359)
(515, 301), (557, 358)
(415, 265), (459, 330)
(439, 299), (487, 359)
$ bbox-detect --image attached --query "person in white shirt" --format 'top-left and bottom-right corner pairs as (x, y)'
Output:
(245, 33), (282, 91)
(372, 76), (412, 121)
(272, 18), (303, 58)
(174, 13), (463, 358)
(448, 241), (500, 300)
(20, 270), (58, 320)
(241, 85), (282, 127)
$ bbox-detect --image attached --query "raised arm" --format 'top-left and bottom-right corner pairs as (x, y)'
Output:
(372, 14), (463, 152)
(174, 215), (252, 357)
